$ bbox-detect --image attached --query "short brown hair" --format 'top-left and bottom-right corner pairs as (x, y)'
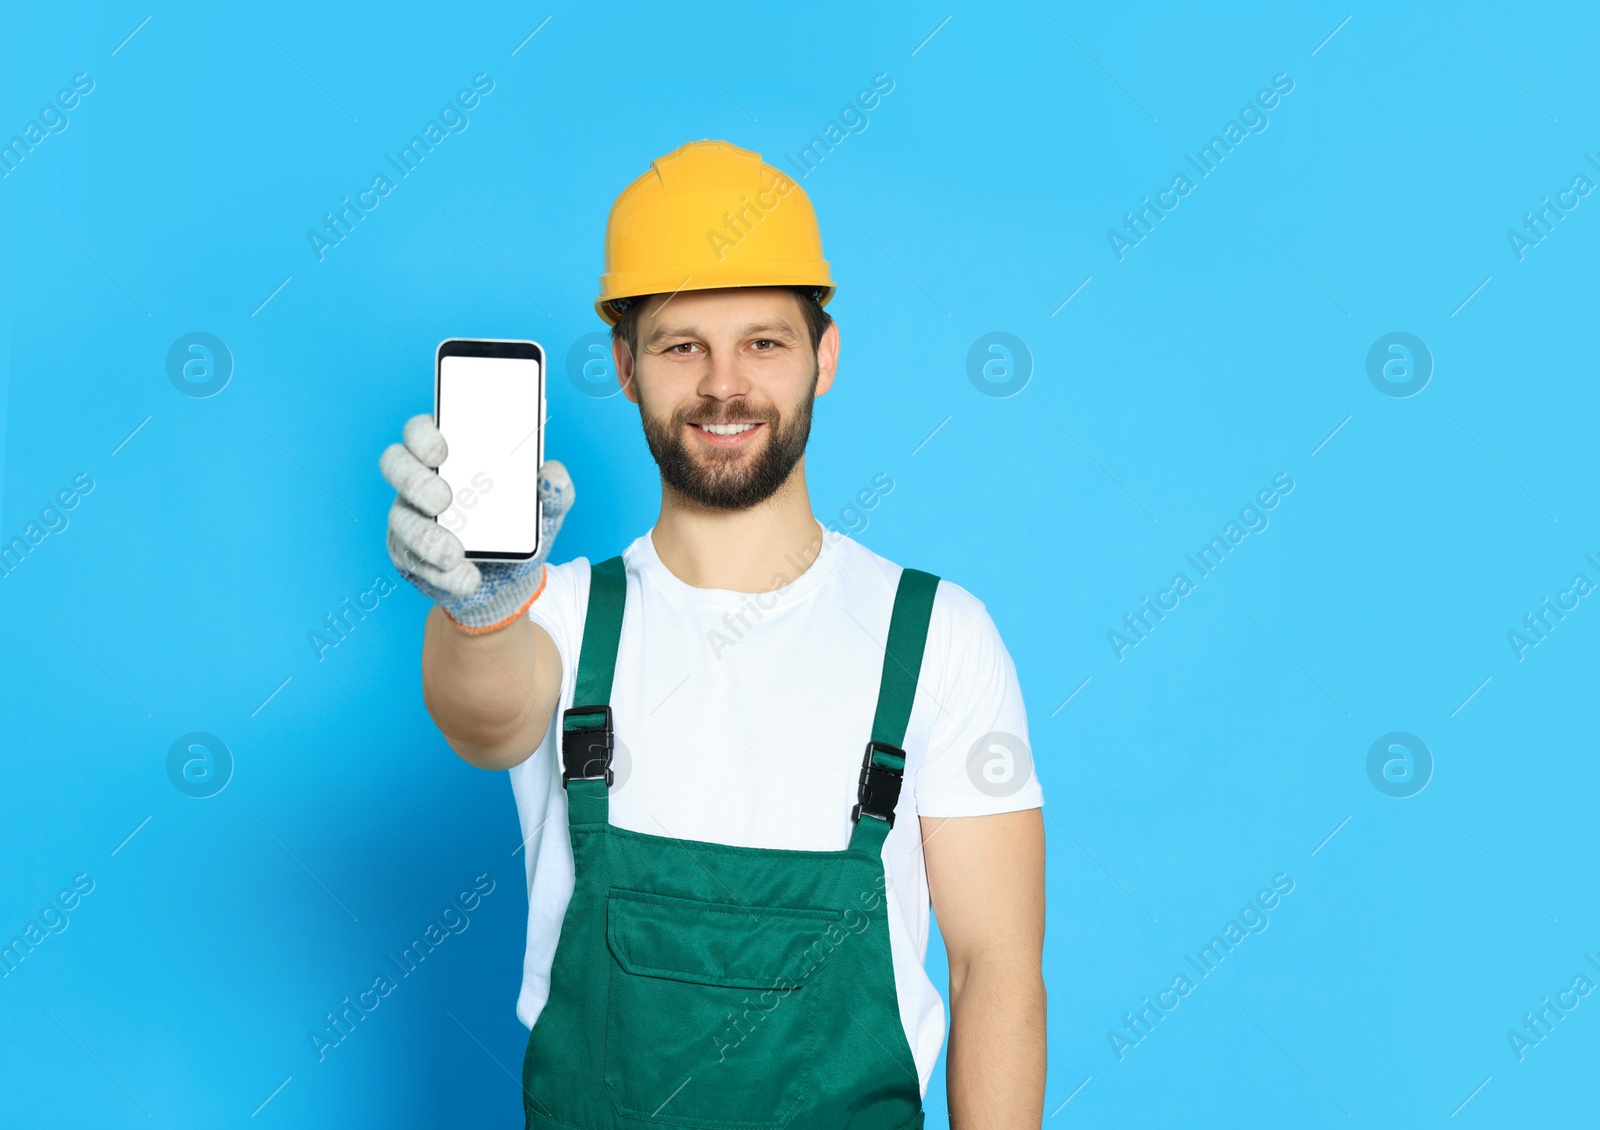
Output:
(610, 287), (833, 358)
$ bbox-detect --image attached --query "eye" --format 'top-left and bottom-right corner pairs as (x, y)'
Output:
(667, 342), (701, 355)
(751, 339), (779, 351)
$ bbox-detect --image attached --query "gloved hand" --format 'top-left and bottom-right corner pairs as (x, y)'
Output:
(381, 413), (574, 634)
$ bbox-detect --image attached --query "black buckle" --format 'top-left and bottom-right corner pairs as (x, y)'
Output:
(561, 704), (613, 787)
(851, 740), (905, 827)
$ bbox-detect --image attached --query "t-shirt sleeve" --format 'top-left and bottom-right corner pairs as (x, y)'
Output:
(912, 580), (1043, 818)
(525, 557), (590, 695)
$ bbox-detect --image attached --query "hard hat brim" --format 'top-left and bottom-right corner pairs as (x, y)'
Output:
(594, 267), (835, 326)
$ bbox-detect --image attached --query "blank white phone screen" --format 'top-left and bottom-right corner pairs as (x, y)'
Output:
(437, 354), (542, 557)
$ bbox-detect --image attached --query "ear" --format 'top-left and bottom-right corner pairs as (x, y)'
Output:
(814, 320), (840, 397)
(612, 335), (639, 403)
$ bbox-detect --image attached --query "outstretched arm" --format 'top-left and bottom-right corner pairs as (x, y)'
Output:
(381, 412), (572, 770)
(421, 608), (563, 770)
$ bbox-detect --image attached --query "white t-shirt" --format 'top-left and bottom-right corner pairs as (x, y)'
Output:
(507, 527), (1043, 1093)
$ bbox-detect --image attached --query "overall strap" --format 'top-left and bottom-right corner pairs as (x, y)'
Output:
(562, 556), (627, 827)
(849, 568), (940, 856)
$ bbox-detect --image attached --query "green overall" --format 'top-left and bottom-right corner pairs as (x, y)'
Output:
(521, 556), (940, 1130)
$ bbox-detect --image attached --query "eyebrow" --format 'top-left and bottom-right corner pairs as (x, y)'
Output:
(644, 321), (801, 347)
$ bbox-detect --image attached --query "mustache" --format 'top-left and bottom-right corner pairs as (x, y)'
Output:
(676, 398), (779, 427)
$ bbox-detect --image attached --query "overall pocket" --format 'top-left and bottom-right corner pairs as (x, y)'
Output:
(603, 888), (839, 1129)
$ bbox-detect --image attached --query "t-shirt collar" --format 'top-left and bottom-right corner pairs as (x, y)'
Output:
(631, 522), (845, 608)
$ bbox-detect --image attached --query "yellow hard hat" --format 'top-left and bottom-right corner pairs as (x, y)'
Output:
(595, 139), (834, 326)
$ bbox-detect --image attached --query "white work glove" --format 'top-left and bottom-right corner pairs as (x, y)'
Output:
(380, 413), (574, 634)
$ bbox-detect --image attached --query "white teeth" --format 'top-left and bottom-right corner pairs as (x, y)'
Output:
(701, 423), (757, 436)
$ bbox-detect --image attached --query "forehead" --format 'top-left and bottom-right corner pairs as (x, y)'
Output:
(639, 287), (804, 336)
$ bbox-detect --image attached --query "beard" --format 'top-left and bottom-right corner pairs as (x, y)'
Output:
(639, 374), (816, 511)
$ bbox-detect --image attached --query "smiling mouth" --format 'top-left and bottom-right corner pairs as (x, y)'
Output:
(688, 421), (766, 446)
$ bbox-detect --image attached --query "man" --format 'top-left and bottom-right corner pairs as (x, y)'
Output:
(382, 140), (1045, 1128)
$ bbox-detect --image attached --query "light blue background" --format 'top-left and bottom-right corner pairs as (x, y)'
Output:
(3, 2), (1596, 1126)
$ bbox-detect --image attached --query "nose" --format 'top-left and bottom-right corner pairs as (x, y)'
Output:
(697, 342), (752, 403)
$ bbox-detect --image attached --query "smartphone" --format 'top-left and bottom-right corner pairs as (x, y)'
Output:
(433, 338), (546, 561)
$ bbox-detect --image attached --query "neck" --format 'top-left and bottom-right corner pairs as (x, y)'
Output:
(650, 458), (825, 592)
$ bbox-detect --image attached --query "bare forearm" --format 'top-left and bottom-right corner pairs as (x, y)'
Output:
(420, 607), (558, 770)
(947, 958), (1047, 1127)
